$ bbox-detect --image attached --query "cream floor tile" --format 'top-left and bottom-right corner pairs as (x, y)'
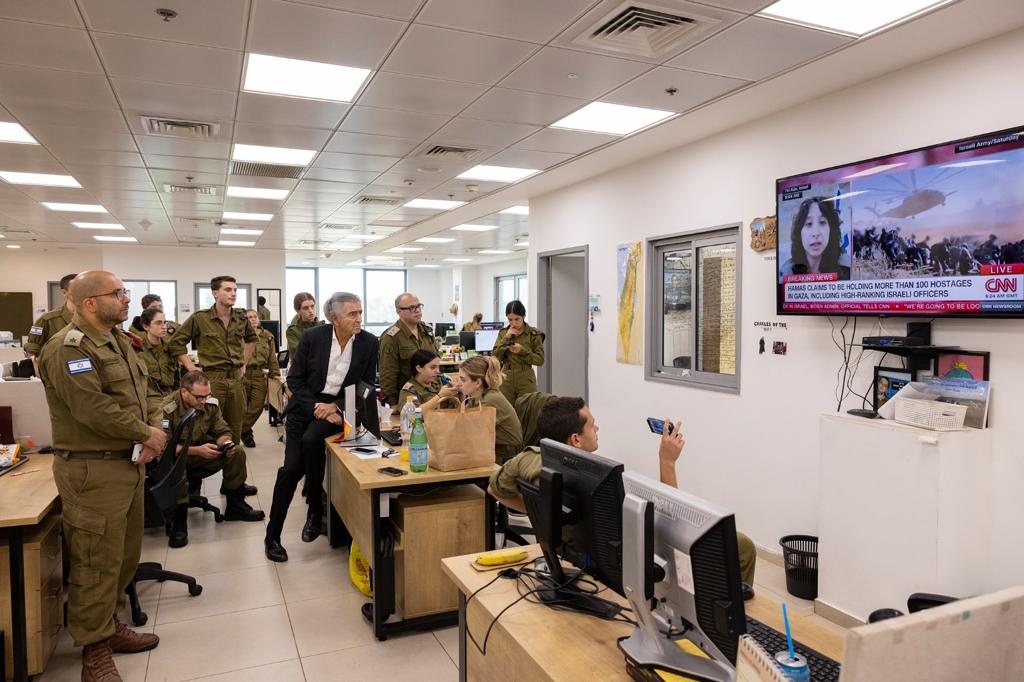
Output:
(146, 605), (297, 682)
(181, 658), (304, 682)
(286, 591), (377, 657)
(38, 626), (154, 682)
(162, 532), (272, 576)
(433, 625), (459, 668)
(178, 511), (268, 546)
(277, 529), (337, 564)
(141, 528), (170, 565)
(156, 564), (283, 625)
(121, 578), (164, 624)
(301, 632), (458, 682)
(276, 550), (354, 603)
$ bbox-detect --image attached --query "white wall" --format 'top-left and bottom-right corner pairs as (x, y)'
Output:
(531, 28), (1024, 590)
(0, 245), (103, 314)
(407, 267), (452, 328)
(461, 257), (529, 323)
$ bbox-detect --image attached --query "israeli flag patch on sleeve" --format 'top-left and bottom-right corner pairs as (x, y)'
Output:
(67, 358), (94, 375)
(30, 325), (44, 335)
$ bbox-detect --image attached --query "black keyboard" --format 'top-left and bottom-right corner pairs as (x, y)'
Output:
(380, 428), (402, 446)
(745, 616), (842, 682)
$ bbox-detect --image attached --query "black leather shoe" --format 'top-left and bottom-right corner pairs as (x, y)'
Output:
(265, 537), (288, 563)
(224, 493), (266, 522)
(221, 482), (258, 496)
(741, 582), (755, 601)
(301, 514), (322, 543)
(242, 434), (256, 448)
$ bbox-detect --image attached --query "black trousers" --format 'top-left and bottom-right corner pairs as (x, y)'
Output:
(266, 403), (342, 541)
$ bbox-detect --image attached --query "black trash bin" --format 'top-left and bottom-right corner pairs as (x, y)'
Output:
(779, 535), (819, 600)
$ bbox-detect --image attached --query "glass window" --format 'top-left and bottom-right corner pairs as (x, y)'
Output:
(495, 273), (528, 320)
(365, 269), (407, 326)
(318, 268), (364, 317)
(122, 280), (176, 329)
(195, 283), (250, 311)
(285, 268), (317, 322)
(647, 226), (740, 392)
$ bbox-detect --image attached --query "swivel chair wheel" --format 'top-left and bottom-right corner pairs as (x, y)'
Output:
(133, 612), (148, 627)
(188, 584), (203, 597)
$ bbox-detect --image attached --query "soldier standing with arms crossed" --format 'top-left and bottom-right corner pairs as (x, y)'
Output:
(38, 271), (166, 682)
(167, 276), (256, 445)
(378, 292), (439, 414)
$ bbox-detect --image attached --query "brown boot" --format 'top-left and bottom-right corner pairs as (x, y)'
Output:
(109, 616), (160, 653)
(81, 639), (122, 682)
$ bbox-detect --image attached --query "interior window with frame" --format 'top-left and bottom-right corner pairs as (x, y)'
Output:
(646, 225), (741, 392)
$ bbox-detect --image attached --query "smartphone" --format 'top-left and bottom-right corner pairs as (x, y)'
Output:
(350, 446), (378, 455)
(439, 375), (451, 385)
(377, 466), (407, 477)
(646, 418), (673, 435)
(218, 441), (234, 453)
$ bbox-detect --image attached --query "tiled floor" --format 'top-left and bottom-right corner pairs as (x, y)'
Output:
(36, 418), (844, 681)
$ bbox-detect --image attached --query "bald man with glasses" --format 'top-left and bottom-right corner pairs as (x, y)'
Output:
(378, 292), (439, 413)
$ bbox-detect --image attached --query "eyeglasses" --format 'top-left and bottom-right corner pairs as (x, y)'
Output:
(398, 304), (424, 312)
(90, 288), (131, 301)
(185, 388), (212, 402)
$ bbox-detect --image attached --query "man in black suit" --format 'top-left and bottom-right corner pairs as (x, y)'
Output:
(265, 291), (378, 562)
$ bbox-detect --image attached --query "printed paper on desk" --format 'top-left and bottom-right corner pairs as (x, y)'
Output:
(672, 547), (695, 593)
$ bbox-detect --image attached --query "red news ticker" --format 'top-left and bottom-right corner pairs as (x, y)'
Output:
(781, 273), (839, 284)
(784, 301), (984, 312)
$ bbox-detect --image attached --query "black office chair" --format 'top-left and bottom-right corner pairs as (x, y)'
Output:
(186, 469), (224, 522)
(126, 410), (204, 626)
(868, 592), (959, 623)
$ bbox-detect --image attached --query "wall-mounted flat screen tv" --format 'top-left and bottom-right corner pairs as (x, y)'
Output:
(776, 125), (1024, 317)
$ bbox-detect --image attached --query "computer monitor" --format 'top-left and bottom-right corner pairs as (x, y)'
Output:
(618, 471), (746, 682)
(444, 334), (460, 346)
(459, 330), (476, 350)
(432, 322), (455, 339)
(480, 321), (504, 330)
(474, 329), (500, 353)
(339, 381), (379, 446)
(261, 320), (281, 349)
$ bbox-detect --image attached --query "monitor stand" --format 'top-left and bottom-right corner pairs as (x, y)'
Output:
(530, 558), (623, 619)
(337, 428), (378, 447)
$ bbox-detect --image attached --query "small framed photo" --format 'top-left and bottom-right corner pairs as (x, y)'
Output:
(933, 350), (989, 381)
(874, 366), (914, 412)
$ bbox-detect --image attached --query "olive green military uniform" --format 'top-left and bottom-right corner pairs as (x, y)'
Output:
(157, 392), (248, 496)
(469, 388), (523, 464)
(286, 314), (325, 360)
(490, 447), (758, 586)
(461, 321), (481, 332)
(38, 314), (161, 647)
(241, 327), (280, 442)
(514, 392), (556, 447)
(399, 376), (439, 407)
(378, 320), (440, 408)
(258, 304), (271, 321)
(139, 335), (179, 412)
(24, 303), (73, 356)
(167, 305), (257, 444)
(492, 324), (545, 406)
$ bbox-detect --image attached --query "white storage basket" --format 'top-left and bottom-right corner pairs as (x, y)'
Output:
(893, 397), (967, 431)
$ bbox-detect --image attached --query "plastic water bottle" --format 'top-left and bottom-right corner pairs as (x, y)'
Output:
(399, 396), (416, 462)
(409, 408), (429, 473)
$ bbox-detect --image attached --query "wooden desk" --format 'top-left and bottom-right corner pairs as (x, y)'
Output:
(1, 453), (58, 682)
(326, 441), (498, 641)
(442, 546), (845, 682)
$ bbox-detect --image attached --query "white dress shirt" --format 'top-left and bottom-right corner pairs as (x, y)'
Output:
(321, 331), (353, 396)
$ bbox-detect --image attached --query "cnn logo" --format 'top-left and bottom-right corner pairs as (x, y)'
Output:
(984, 278), (1018, 293)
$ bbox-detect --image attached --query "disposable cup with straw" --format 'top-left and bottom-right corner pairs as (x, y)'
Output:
(774, 602), (810, 681)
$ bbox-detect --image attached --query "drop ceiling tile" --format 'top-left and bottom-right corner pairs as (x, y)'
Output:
(0, 99), (128, 133)
(31, 125), (138, 153)
(0, 0), (82, 27)
(385, 158), (475, 177)
(0, 146), (67, 174)
(149, 169), (225, 187)
(0, 65), (118, 108)
(693, 0), (777, 12)
(222, 198), (287, 213)
(233, 122), (332, 149)
(57, 150), (147, 167)
(500, 46), (650, 99)
(604, 66), (748, 112)
(325, 131), (420, 156)
(80, 178), (157, 193)
(667, 16), (851, 81)
(69, 164), (153, 183)
(135, 138), (230, 160)
(483, 148), (574, 169)
(339, 106), (448, 139)
(13, 186), (97, 203)
(382, 25), (536, 86)
(357, 72), (486, 116)
(94, 34), (243, 90)
(236, 93), (348, 129)
(80, 0), (249, 50)
(142, 155), (229, 175)
(112, 79), (237, 119)
(431, 117), (538, 149)
(515, 128), (616, 154)
(461, 88), (587, 126)
(296, 179), (366, 196)
(418, 0), (593, 43)
(372, 172), (444, 190)
(314, 152), (398, 172)
(302, 167), (380, 184)
(0, 19), (102, 72)
(283, 0), (422, 21)
(248, 0), (406, 69)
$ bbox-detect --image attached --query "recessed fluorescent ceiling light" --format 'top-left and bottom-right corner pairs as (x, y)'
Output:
(501, 205), (529, 215)
(0, 122), (37, 144)
(451, 224), (497, 232)
(244, 53), (371, 103)
(759, 0), (953, 36)
(0, 171), (80, 187)
(219, 240), (256, 247)
(6, 244), (21, 249)
(232, 143), (316, 166)
(444, 257), (472, 262)
(479, 249), (512, 255)
(516, 241), (530, 247)
(93, 235), (137, 242)
(43, 202), (107, 213)
(840, 163), (906, 180)
(942, 159), (1006, 168)
(404, 198), (465, 210)
(220, 228), (263, 236)
(551, 102), (674, 136)
(457, 165), (539, 183)
(366, 255), (400, 262)
(415, 264), (440, 268)
(223, 211), (273, 221)
(73, 222), (125, 230)
(226, 186), (290, 200)
(344, 234), (382, 241)
(415, 237), (455, 244)
(386, 247), (422, 252)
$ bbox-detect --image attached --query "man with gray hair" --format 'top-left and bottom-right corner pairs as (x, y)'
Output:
(378, 291), (439, 413)
(265, 292), (379, 562)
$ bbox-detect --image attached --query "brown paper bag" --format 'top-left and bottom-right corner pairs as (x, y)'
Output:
(423, 402), (496, 471)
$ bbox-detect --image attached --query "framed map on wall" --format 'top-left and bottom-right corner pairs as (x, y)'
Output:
(616, 241), (644, 365)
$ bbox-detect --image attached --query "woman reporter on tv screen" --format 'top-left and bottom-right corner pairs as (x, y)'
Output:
(783, 196), (850, 279)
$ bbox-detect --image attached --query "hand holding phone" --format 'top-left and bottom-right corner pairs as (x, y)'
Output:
(218, 441), (235, 454)
(377, 466), (407, 477)
(646, 417), (673, 435)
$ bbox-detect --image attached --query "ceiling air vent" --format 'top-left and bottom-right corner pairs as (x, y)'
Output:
(319, 223), (358, 231)
(417, 144), (483, 162)
(163, 183), (218, 195)
(573, 2), (702, 59)
(229, 161), (305, 179)
(353, 195), (401, 206)
(140, 116), (221, 139)
(173, 216), (219, 225)
(177, 236), (216, 246)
